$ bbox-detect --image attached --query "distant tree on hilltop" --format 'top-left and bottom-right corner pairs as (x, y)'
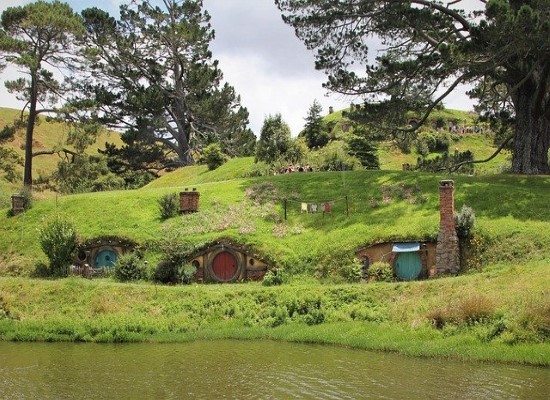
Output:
(300, 99), (328, 149)
(255, 114), (292, 164)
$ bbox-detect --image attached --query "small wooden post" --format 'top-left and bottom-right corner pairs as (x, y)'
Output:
(283, 198), (287, 221)
(11, 193), (25, 215)
(345, 196), (349, 216)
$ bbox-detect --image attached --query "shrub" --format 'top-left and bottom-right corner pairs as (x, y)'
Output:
(366, 261), (394, 282)
(0, 295), (14, 320)
(307, 141), (361, 171)
(151, 241), (197, 284)
(0, 251), (34, 277)
(455, 294), (496, 324)
(152, 259), (179, 284)
(158, 193), (179, 220)
(245, 161), (274, 177)
(38, 215), (78, 277)
(178, 263), (197, 284)
(428, 294), (496, 328)
(339, 259), (363, 283)
(455, 205), (475, 240)
(518, 298), (550, 341)
(262, 269), (284, 286)
(202, 142), (225, 170)
(114, 253), (147, 282)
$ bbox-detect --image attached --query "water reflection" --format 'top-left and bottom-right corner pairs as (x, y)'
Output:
(1, 340), (549, 399)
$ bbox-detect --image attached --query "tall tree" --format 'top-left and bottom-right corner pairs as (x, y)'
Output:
(276, 0), (550, 174)
(255, 114), (292, 164)
(79, 0), (250, 169)
(0, 1), (84, 189)
(300, 99), (328, 149)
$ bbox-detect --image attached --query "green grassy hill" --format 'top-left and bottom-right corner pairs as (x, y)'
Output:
(0, 107), (122, 206)
(0, 158), (549, 364)
(325, 107), (508, 173)
(1, 156), (549, 274)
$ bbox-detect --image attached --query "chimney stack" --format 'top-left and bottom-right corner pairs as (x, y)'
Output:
(435, 180), (460, 275)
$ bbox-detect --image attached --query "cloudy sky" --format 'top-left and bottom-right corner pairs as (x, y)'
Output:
(0, 0), (475, 136)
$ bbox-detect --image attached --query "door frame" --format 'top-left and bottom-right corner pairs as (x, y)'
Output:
(206, 245), (245, 282)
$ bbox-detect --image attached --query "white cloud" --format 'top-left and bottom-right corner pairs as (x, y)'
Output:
(217, 53), (348, 136)
(0, 0), (31, 10)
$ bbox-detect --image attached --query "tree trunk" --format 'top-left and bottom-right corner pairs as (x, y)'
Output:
(23, 72), (39, 190)
(512, 88), (550, 174)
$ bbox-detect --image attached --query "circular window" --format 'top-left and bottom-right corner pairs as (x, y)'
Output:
(77, 249), (87, 262)
(95, 249), (118, 268)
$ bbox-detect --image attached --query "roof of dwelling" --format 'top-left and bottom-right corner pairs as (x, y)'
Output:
(188, 238), (272, 264)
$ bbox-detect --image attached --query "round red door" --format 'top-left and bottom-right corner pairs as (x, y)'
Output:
(212, 251), (238, 281)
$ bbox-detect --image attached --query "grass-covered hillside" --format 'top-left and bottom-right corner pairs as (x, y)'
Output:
(325, 108), (508, 173)
(0, 107), (122, 207)
(1, 157), (549, 365)
(1, 156), (549, 277)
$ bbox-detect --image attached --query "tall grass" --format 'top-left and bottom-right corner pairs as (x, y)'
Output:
(1, 265), (549, 364)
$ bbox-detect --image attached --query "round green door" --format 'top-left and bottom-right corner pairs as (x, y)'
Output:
(395, 252), (422, 281)
(95, 249), (117, 268)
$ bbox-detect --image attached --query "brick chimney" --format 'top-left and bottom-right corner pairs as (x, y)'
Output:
(435, 180), (460, 275)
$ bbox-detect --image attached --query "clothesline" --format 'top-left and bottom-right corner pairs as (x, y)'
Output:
(284, 196), (347, 204)
(281, 196), (350, 219)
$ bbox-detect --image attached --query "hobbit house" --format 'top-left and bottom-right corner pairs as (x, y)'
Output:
(188, 241), (270, 283)
(73, 237), (136, 274)
(357, 180), (460, 280)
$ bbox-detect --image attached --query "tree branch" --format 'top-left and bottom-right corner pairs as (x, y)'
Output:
(448, 134), (513, 172)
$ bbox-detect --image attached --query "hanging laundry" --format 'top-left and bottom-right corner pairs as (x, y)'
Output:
(323, 202), (331, 213)
(310, 203), (318, 213)
(301, 202), (308, 213)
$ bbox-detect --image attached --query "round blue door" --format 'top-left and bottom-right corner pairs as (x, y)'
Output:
(95, 249), (117, 268)
(395, 252), (422, 281)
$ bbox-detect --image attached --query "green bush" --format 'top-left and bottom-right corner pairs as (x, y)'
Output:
(339, 259), (363, 283)
(262, 269), (284, 286)
(158, 193), (179, 220)
(366, 261), (394, 282)
(307, 141), (361, 171)
(455, 205), (476, 240)
(178, 263), (197, 284)
(202, 143), (226, 170)
(114, 253), (147, 282)
(152, 259), (178, 284)
(38, 215), (78, 277)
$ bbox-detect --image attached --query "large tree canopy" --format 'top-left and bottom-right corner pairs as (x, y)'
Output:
(276, 0), (550, 174)
(78, 0), (250, 169)
(0, 1), (84, 188)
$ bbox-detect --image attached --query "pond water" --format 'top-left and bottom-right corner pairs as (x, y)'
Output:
(1, 340), (549, 399)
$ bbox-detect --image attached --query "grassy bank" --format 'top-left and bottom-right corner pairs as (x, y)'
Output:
(2, 166), (550, 273)
(1, 257), (549, 366)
